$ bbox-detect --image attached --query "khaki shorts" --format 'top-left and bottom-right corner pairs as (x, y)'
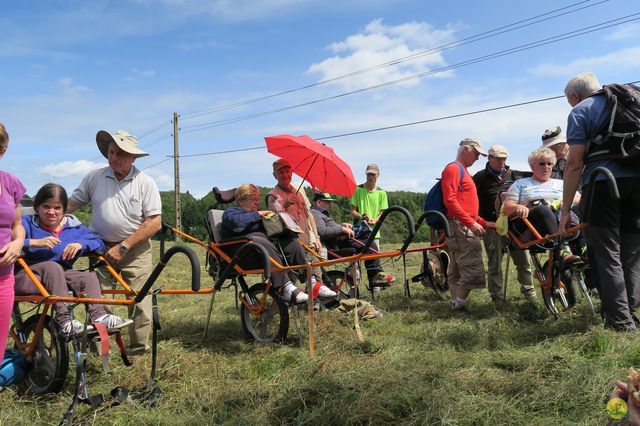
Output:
(446, 219), (486, 290)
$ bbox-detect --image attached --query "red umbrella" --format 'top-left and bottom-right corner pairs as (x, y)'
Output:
(265, 134), (356, 198)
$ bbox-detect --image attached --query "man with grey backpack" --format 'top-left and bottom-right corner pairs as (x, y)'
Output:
(560, 72), (640, 331)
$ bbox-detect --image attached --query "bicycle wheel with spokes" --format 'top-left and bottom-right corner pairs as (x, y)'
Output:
(542, 288), (561, 319)
(240, 283), (289, 343)
(325, 270), (358, 299)
(18, 314), (69, 394)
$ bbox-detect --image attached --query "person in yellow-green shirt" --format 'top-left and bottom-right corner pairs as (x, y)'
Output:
(350, 163), (395, 288)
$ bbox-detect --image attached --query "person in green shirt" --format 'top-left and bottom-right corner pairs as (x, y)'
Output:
(350, 163), (395, 288)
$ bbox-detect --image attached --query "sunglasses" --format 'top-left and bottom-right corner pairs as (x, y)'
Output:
(537, 162), (554, 166)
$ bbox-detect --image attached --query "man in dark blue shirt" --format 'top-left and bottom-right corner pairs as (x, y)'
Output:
(560, 72), (640, 331)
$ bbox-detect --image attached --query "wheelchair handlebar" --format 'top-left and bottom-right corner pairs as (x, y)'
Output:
(134, 245), (201, 303)
(361, 206), (415, 254)
(583, 166), (620, 223)
(213, 241), (271, 290)
(415, 210), (452, 238)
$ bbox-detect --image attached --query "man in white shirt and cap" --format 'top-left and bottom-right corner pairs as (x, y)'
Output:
(68, 130), (162, 355)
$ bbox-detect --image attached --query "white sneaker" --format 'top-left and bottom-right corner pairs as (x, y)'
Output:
(94, 314), (134, 330)
(282, 282), (308, 303)
(316, 284), (337, 298)
(60, 319), (94, 337)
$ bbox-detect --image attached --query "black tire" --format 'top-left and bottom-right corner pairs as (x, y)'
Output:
(325, 270), (358, 299)
(18, 314), (69, 395)
(560, 269), (579, 308)
(240, 283), (289, 343)
(542, 288), (560, 319)
(542, 260), (572, 310)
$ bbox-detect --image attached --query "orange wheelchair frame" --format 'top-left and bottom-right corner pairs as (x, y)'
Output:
(507, 217), (593, 318)
(9, 244), (200, 397)
(161, 205), (419, 347)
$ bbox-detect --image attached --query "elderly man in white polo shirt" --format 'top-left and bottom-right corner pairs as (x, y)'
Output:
(68, 130), (162, 355)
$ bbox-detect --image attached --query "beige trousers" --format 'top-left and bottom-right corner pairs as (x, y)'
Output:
(100, 240), (153, 352)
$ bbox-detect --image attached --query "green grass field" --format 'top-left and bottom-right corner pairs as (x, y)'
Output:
(1, 240), (637, 425)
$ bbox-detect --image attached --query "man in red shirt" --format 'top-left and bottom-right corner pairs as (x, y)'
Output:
(442, 138), (496, 312)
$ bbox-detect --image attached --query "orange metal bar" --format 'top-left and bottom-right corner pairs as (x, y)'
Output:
(97, 255), (134, 293)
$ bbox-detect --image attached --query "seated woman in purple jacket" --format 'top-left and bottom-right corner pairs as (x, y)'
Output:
(15, 183), (131, 337)
(221, 183), (336, 303)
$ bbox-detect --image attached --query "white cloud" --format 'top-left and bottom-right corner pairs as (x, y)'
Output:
(529, 46), (640, 77)
(125, 68), (157, 81)
(41, 160), (105, 178)
(58, 77), (91, 95)
(606, 22), (640, 41)
(145, 170), (174, 190)
(307, 19), (458, 91)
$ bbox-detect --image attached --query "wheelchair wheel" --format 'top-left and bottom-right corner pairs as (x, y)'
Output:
(542, 260), (575, 309)
(419, 261), (448, 300)
(240, 283), (289, 343)
(542, 288), (560, 319)
(18, 314), (69, 394)
(325, 270), (358, 299)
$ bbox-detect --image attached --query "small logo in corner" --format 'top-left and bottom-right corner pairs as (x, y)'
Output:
(607, 397), (628, 421)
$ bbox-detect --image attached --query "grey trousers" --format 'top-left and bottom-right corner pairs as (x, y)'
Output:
(483, 230), (535, 298)
(585, 177), (640, 331)
(15, 262), (108, 326)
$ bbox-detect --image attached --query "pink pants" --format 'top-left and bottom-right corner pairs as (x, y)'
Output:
(0, 273), (15, 365)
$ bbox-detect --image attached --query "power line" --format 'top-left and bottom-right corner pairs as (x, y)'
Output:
(171, 145), (266, 158)
(140, 133), (172, 149)
(172, 79), (640, 159)
(179, 0), (606, 120)
(179, 12), (640, 135)
(172, 95), (565, 158)
(141, 157), (172, 171)
(137, 121), (172, 140)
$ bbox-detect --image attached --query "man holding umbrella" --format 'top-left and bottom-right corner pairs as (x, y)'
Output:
(268, 158), (336, 298)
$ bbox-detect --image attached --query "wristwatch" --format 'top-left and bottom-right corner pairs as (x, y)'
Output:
(119, 243), (129, 254)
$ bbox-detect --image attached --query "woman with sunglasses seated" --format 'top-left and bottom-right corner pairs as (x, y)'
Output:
(221, 183), (336, 303)
(502, 147), (582, 261)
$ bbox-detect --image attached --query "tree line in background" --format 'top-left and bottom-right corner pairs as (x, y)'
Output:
(161, 188), (430, 243)
(22, 188), (430, 244)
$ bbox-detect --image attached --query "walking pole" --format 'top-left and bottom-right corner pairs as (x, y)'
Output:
(306, 263), (315, 356)
(503, 248), (511, 300)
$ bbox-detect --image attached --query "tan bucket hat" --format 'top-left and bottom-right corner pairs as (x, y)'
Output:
(96, 130), (149, 159)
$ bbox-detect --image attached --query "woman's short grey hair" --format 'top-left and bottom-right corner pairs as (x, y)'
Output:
(528, 147), (557, 169)
(0, 123), (9, 150)
(564, 72), (601, 98)
(235, 183), (259, 201)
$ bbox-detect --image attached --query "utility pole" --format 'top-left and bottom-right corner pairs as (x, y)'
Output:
(173, 112), (182, 242)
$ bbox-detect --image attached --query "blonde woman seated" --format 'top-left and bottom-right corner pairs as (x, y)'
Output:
(503, 147), (582, 258)
(221, 184), (336, 303)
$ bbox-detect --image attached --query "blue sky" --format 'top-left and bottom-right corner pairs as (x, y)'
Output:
(1, 0), (639, 198)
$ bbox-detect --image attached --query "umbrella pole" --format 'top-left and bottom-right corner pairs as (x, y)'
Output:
(306, 262), (315, 356)
(295, 153), (320, 194)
